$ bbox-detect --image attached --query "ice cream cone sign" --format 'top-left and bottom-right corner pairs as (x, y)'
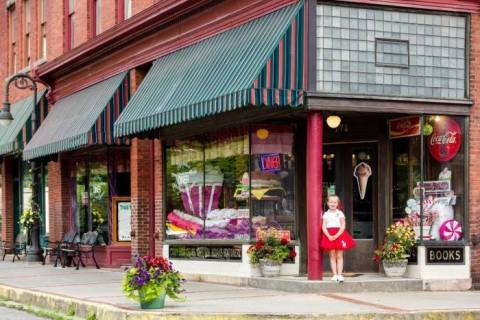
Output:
(354, 162), (372, 200)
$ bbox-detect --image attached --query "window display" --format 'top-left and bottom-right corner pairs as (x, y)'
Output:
(165, 125), (296, 241)
(250, 125), (296, 240)
(391, 115), (465, 242)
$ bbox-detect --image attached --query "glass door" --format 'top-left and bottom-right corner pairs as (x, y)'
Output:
(323, 143), (378, 273)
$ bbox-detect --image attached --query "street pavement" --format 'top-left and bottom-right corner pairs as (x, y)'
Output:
(0, 306), (47, 320)
(0, 260), (478, 319)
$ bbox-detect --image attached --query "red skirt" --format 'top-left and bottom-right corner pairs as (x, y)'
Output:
(320, 228), (356, 251)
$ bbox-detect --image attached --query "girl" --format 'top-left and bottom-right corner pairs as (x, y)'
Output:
(320, 195), (356, 282)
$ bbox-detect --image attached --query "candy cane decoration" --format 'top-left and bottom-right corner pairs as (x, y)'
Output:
(439, 219), (463, 241)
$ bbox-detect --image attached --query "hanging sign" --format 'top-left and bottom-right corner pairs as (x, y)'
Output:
(389, 116), (420, 139)
(259, 153), (282, 172)
(428, 117), (462, 162)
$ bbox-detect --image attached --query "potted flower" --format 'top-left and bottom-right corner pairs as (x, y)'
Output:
(373, 222), (416, 277)
(247, 242), (263, 277)
(250, 233), (296, 277)
(19, 206), (40, 244)
(122, 256), (185, 309)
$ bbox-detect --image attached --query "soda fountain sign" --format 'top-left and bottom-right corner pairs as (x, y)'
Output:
(428, 117), (462, 162)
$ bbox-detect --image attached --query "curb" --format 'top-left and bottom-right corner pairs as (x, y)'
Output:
(0, 284), (479, 320)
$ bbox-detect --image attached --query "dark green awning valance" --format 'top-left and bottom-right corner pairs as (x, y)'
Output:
(0, 91), (47, 156)
(23, 72), (129, 160)
(114, 1), (305, 138)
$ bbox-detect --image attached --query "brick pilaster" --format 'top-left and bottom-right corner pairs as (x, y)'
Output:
(130, 138), (152, 259)
(469, 12), (480, 287)
(47, 157), (70, 242)
(154, 138), (164, 257)
(1, 157), (14, 244)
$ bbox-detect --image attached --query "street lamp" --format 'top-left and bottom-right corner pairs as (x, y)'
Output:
(3, 73), (50, 262)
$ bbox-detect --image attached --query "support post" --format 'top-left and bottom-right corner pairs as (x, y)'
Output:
(306, 112), (323, 280)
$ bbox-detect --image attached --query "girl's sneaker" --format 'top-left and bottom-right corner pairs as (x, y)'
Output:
(337, 275), (344, 283)
(331, 275), (338, 282)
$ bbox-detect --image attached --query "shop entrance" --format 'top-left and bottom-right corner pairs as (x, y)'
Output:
(323, 142), (378, 273)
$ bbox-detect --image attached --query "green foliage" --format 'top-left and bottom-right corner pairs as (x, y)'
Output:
(374, 222), (416, 262)
(19, 206), (39, 230)
(86, 311), (97, 320)
(122, 256), (185, 303)
(66, 304), (75, 316)
(248, 230), (295, 264)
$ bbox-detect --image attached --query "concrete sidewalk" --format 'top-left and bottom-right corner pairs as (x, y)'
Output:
(0, 261), (478, 319)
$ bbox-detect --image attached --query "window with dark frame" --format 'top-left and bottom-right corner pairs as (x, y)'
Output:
(23, 0), (31, 67)
(8, 4), (17, 74)
(67, 0), (75, 50)
(39, 0), (47, 59)
(375, 38), (410, 68)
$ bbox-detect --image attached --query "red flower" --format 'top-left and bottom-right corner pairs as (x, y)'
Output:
(255, 240), (265, 250)
(289, 250), (297, 258)
(281, 238), (289, 245)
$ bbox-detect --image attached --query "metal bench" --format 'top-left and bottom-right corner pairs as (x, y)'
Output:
(1, 233), (27, 262)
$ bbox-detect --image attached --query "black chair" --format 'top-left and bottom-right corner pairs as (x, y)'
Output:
(57, 231), (80, 268)
(42, 232), (77, 266)
(73, 231), (100, 270)
(1, 233), (27, 262)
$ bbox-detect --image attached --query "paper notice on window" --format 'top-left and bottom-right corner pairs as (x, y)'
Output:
(118, 202), (132, 241)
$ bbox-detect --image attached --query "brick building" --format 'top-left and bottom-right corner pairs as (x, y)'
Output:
(0, 0), (479, 288)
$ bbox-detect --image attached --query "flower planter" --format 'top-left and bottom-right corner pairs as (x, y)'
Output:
(139, 291), (167, 309)
(382, 259), (408, 277)
(250, 264), (262, 277)
(260, 259), (282, 277)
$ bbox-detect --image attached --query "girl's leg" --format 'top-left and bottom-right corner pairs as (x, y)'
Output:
(329, 250), (337, 279)
(336, 250), (344, 281)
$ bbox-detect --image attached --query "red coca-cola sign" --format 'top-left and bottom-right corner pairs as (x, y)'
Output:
(428, 117), (462, 162)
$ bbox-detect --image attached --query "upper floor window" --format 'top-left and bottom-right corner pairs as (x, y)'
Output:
(66, 0), (75, 50)
(38, 0), (47, 59)
(117, 0), (131, 22)
(124, 0), (132, 19)
(8, 5), (17, 74)
(23, 0), (32, 67)
(95, 0), (102, 35)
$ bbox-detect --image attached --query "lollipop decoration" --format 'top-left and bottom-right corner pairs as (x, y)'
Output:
(439, 219), (462, 241)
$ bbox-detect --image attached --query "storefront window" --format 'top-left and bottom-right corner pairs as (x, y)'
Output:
(90, 159), (108, 243)
(22, 164), (33, 234)
(420, 115), (465, 242)
(166, 125), (296, 241)
(391, 115), (466, 242)
(73, 154), (109, 243)
(166, 139), (204, 239)
(250, 125), (296, 240)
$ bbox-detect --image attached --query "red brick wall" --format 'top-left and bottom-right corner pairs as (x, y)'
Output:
(130, 138), (152, 258)
(154, 138), (164, 257)
(470, 12), (480, 286)
(1, 157), (14, 245)
(47, 157), (70, 242)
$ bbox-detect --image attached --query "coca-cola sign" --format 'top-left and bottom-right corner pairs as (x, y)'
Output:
(428, 117), (462, 162)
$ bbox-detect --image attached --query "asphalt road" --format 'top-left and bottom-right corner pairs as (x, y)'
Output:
(0, 306), (47, 320)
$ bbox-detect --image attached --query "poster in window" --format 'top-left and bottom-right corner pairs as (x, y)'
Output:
(112, 197), (131, 243)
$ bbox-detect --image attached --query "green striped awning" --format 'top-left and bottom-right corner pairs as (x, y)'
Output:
(23, 72), (130, 160)
(114, 1), (305, 138)
(0, 91), (47, 156)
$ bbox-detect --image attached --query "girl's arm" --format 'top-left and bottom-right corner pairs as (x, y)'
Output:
(322, 217), (334, 241)
(333, 217), (346, 240)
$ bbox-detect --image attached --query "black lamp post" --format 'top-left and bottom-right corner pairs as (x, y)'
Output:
(2, 73), (50, 262)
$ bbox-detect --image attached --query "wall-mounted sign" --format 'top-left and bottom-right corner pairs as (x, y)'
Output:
(389, 116), (420, 139)
(112, 197), (131, 243)
(428, 117), (462, 162)
(259, 153), (281, 172)
(407, 246), (418, 265)
(426, 247), (464, 264)
(169, 245), (242, 261)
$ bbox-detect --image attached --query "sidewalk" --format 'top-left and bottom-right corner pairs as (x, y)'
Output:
(0, 261), (478, 319)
